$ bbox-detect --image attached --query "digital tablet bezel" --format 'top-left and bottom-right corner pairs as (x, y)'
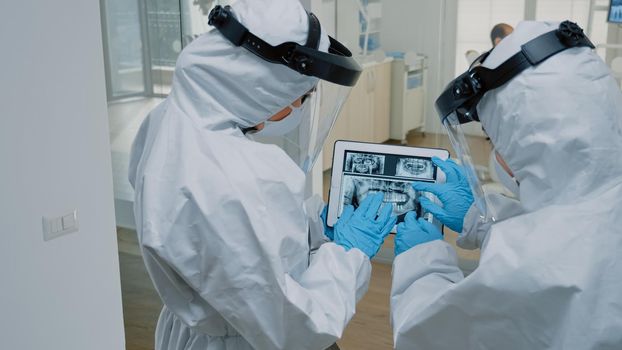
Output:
(327, 140), (450, 230)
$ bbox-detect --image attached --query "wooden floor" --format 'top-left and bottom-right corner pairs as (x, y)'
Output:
(338, 263), (394, 349)
(119, 251), (162, 350)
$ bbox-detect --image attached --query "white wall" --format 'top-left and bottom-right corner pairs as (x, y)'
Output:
(0, 1), (125, 349)
(382, 0), (459, 136)
(606, 24), (622, 64)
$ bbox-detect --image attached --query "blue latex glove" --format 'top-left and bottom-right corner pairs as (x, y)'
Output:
(320, 205), (334, 241)
(412, 157), (474, 233)
(333, 193), (397, 258)
(395, 212), (443, 256)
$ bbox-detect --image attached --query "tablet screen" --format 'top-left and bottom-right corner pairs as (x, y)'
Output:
(338, 151), (437, 224)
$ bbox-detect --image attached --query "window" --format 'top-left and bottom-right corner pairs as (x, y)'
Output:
(455, 0), (612, 76)
(101, 0), (230, 101)
(101, 0), (146, 98)
(535, 0), (590, 25)
(455, 0), (526, 76)
(536, 0), (609, 58)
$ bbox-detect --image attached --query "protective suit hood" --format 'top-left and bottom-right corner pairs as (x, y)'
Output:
(170, 0), (329, 134)
(478, 21), (622, 211)
(128, 1), (372, 349)
(391, 21), (622, 350)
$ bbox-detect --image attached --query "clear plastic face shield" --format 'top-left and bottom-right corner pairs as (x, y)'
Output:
(441, 112), (497, 221)
(208, 5), (361, 173)
(435, 21), (594, 223)
(280, 80), (351, 172)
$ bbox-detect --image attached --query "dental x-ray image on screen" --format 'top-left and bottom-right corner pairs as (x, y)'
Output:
(344, 152), (385, 175)
(610, 0), (622, 23)
(395, 157), (434, 179)
(341, 175), (434, 223)
(327, 142), (448, 229)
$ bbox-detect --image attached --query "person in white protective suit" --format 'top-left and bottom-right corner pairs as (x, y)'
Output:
(128, 1), (396, 349)
(391, 20), (622, 349)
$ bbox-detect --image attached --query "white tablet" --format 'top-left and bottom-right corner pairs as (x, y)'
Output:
(327, 141), (450, 232)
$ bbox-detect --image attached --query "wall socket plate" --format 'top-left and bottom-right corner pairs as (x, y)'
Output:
(43, 209), (79, 241)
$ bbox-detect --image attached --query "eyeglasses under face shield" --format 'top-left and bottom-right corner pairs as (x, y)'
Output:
(435, 21), (595, 222)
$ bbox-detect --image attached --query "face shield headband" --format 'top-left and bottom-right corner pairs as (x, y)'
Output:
(435, 21), (595, 224)
(208, 5), (362, 87)
(435, 21), (594, 125)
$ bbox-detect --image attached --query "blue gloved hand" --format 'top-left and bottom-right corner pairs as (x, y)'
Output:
(333, 193), (397, 258)
(412, 157), (474, 233)
(395, 212), (443, 256)
(320, 205), (334, 241)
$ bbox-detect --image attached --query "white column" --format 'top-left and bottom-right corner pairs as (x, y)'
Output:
(0, 1), (125, 348)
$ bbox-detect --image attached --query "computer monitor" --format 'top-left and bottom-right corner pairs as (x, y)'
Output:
(608, 0), (622, 24)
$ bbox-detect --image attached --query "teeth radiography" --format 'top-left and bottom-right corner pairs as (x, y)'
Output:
(346, 153), (385, 175)
(326, 143), (449, 229)
(342, 177), (431, 221)
(396, 158), (434, 179)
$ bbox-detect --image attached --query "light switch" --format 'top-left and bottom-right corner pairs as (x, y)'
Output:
(43, 209), (79, 241)
(62, 213), (76, 230)
(51, 218), (62, 233)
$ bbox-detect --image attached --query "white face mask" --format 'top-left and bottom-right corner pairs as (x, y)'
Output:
(493, 152), (520, 197)
(251, 102), (307, 137)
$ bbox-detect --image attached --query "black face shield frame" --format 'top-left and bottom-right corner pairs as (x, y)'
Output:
(436, 21), (595, 125)
(208, 5), (362, 87)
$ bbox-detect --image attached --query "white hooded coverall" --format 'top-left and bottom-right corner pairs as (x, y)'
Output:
(391, 21), (622, 349)
(129, 1), (370, 349)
